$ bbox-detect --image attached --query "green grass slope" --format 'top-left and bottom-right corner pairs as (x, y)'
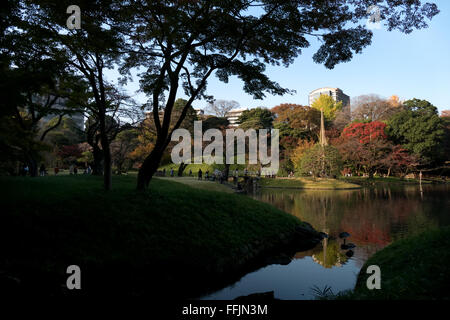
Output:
(341, 227), (450, 300)
(0, 175), (306, 296)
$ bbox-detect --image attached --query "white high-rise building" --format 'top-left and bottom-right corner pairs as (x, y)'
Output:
(309, 87), (350, 108)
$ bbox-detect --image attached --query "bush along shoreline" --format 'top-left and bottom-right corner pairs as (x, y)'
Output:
(335, 226), (450, 300)
(259, 177), (361, 190)
(0, 175), (323, 297)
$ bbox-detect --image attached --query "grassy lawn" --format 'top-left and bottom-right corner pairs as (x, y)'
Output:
(260, 177), (361, 190)
(159, 162), (213, 173)
(0, 175), (307, 296)
(157, 176), (234, 193)
(337, 226), (450, 300)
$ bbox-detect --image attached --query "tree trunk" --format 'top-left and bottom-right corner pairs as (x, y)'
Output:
(137, 143), (165, 190)
(101, 133), (112, 190)
(92, 145), (104, 175)
(28, 156), (38, 177)
(103, 150), (112, 190)
(116, 161), (123, 175)
(223, 163), (230, 181)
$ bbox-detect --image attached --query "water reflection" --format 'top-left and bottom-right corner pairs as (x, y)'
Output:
(202, 184), (449, 300)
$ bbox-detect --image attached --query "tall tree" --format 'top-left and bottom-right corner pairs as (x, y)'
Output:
(441, 111), (450, 163)
(111, 128), (140, 174)
(26, 0), (128, 189)
(342, 121), (388, 144)
(238, 107), (273, 130)
(337, 121), (393, 177)
(1, 23), (85, 175)
(332, 109), (352, 131)
(85, 113), (123, 175)
(386, 99), (445, 164)
(272, 103), (320, 140)
(299, 144), (343, 178)
(337, 134), (393, 178)
(134, 98), (197, 172)
(385, 145), (421, 177)
(117, 0), (439, 190)
(311, 94), (343, 121)
(205, 99), (240, 117)
(352, 94), (402, 122)
(291, 139), (316, 171)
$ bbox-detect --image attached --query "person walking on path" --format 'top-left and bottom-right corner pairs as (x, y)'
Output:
(205, 170), (209, 180)
(198, 169), (203, 180)
(170, 168), (174, 177)
(39, 164), (46, 176)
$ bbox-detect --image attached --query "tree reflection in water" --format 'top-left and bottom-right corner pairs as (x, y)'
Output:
(202, 185), (450, 300)
(252, 184), (449, 269)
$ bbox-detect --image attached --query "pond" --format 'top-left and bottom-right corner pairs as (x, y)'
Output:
(201, 184), (450, 300)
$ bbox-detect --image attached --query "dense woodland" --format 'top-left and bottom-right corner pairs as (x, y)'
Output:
(2, 93), (449, 180)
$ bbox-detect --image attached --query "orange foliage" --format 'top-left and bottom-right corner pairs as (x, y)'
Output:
(291, 139), (316, 169)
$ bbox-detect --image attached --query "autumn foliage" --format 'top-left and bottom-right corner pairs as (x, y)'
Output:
(335, 120), (421, 177)
(342, 121), (387, 143)
(57, 144), (83, 166)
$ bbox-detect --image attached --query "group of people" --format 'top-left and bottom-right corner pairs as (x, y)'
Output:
(66, 164), (93, 175)
(161, 168), (175, 177)
(161, 168), (220, 182)
(157, 166), (276, 182)
(197, 169), (228, 183)
(19, 163), (93, 176)
(19, 164), (47, 176)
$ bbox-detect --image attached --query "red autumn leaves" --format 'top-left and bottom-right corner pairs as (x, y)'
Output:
(335, 121), (419, 177)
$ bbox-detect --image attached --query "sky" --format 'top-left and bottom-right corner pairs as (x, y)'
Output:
(106, 1), (450, 114)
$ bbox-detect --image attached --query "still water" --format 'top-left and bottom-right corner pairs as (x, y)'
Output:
(202, 184), (450, 300)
